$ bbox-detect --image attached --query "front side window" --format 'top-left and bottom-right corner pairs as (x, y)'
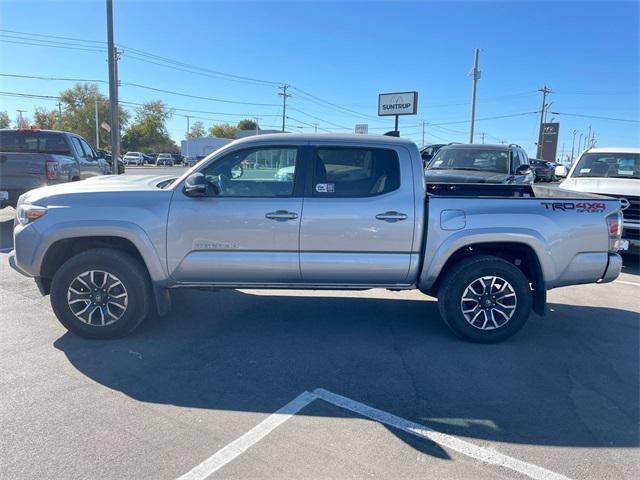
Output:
(78, 138), (96, 159)
(202, 147), (298, 197)
(312, 147), (400, 197)
(429, 148), (510, 174)
(573, 152), (640, 179)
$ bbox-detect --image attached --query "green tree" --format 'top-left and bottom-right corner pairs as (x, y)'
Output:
(33, 107), (59, 129)
(15, 113), (30, 129)
(208, 123), (237, 138)
(237, 118), (258, 131)
(58, 83), (129, 149)
(122, 100), (177, 152)
(0, 111), (10, 128)
(187, 120), (206, 139)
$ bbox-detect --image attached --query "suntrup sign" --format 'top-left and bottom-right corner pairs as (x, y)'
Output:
(378, 92), (418, 116)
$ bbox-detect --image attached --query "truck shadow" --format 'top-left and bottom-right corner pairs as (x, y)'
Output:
(54, 289), (639, 459)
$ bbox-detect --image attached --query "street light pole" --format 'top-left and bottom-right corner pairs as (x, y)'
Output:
(16, 109), (27, 127)
(468, 48), (481, 143)
(106, 0), (121, 173)
(570, 129), (577, 163)
(94, 96), (100, 150)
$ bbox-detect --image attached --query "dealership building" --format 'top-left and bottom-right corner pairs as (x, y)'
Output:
(180, 129), (282, 159)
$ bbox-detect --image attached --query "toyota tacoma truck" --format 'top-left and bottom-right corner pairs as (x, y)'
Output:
(8, 134), (625, 343)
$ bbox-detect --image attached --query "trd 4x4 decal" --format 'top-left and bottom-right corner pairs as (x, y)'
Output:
(541, 201), (606, 213)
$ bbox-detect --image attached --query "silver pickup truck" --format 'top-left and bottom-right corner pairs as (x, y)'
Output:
(8, 134), (625, 343)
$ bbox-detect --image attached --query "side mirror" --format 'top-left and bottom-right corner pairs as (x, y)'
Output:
(516, 164), (532, 175)
(184, 172), (210, 197)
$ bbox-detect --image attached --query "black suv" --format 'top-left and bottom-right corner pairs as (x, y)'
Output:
(425, 143), (534, 185)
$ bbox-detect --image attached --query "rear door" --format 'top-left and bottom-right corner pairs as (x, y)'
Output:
(299, 144), (415, 284)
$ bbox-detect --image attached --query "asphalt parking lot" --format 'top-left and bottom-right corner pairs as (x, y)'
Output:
(1, 193), (639, 480)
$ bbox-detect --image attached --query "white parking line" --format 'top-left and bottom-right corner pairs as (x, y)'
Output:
(614, 280), (640, 286)
(177, 388), (572, 480)
(176, 391), (316, 480)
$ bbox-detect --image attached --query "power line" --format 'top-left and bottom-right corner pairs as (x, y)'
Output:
(288, 107), (351, 130)
(549, 111), (640, 123)
(122, 82), (280, 107)
(0, 73), (107, 83)
(431, 111), (538, 126)
(285, 116), (332, 133)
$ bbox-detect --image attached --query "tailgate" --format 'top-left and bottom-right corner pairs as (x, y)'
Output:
(0, 152), (48, 191)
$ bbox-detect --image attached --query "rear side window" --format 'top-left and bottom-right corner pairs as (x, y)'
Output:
(0, 131), (71, 155)
(312, 147), (400, 197)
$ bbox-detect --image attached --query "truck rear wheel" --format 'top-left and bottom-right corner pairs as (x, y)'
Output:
(50, 248), (151, 339)
(437, 255), (532, 343)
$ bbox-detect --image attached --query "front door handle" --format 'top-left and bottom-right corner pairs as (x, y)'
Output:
(375, 211), (408, 222)
(265, 210), (298, 221)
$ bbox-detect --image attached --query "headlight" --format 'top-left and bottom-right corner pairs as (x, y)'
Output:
(16, 204), (48, 226)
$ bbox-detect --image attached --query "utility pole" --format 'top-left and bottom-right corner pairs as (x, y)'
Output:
(106, 0), (121, 173)
(578, 133), (583, 154)
(420, 121), (426, 147)
(468, 48), (481, 143)
(253, 116), (262, 136)
(185, 115), (190, 159)
(312, 123), (318, 133)
(586, 124), (592, 148)
(278, 84), (290, 132)
(16, 109), (27, 127)
(536, 86), (551, 158)
(479, 132), (486, 144)
(94, 96), (100, 150)
(56, 102), (63, 128)
(570, 129), (577, 163)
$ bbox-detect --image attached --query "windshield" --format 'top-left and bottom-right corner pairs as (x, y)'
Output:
(428, 148), (510, 174)
(572, 152), (640, 179)
(0, 130), (72, 155)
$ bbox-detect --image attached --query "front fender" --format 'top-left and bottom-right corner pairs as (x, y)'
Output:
(30, 220), (168, 283)
(418, 227), (553, 290)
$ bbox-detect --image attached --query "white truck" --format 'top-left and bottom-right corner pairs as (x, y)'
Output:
(560, 147), (639, 253)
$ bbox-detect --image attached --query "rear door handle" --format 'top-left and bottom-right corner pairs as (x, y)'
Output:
(375, 211), (408, 222)
(265, 210), (298, 221)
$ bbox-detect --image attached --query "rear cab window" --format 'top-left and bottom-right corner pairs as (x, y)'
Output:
(312, 147), (400, 197)
(0, 130), (72, 155)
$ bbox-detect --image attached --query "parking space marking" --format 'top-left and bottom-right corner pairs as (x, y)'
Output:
(176, 391), (317, 480)
(177, 388), (572, 480)
(614, 280), (640, 286)
(312, 388), (572, 480)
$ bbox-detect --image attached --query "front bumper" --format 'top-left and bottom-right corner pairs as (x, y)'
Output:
(599, 253), (623, 283)
(8, 250), (30, 277)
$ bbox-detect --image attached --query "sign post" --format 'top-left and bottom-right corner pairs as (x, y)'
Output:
(378, 91), (418, 135)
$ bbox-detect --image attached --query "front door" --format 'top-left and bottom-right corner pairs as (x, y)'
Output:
(299, 145), (416, 285)
(167, 146), (304, 284)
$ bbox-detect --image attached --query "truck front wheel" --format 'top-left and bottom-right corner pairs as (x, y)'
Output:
(437, 255), (532, 343)
(50, 248), (151, 339)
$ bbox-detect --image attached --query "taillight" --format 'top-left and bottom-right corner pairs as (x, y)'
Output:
(46, 160), (57, 180)
(606, 211), (624, 251)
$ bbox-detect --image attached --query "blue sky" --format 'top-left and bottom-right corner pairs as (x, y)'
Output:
(1, 0), (638, 158)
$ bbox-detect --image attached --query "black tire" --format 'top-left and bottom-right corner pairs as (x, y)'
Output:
(437, 255), (532, 343)
(50, 248), (152, 339)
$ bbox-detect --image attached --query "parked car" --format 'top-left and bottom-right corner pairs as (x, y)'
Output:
(529, 159), (557, 182)
(9, 134), (624, 343)
(146, 153), (159, 165)
(274, 165), (295, 181)
(171, 153), (184, 165)
(419, 143), (446, 167)
(95, 149), (125, 174)
(185, 157), (201, 167)
(123, 152), (144, 166)
(0, 128), (110, 208)
(425, 144), (534, 185)
(560, 147), (639, 253)
(156, 153), (175, 166)
(555, 164), (568, 178)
